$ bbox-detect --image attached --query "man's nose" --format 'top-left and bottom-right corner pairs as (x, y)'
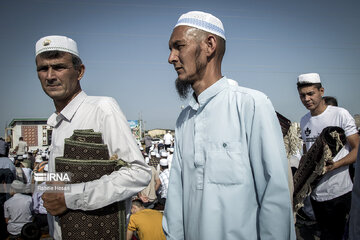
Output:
(46, 67), (55, 80)
(168, 50), (178, 64)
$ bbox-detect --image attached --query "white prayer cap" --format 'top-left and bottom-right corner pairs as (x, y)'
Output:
(161, 152), (168, 157)
(297, 73), (321, 84)
(41, 153), (46, 157)
(23, 154), (28, 159)
(11, 180), (26, 192)
(156, 153), (161, 158)
(35, 35), (79, 57)
(17, 156), (23, 160)
(139, 146), (144, 151)
(35, 155), (43, 163)
(174, 11), (226, 40)
(150, 151), (156, 156)
(160, 158), (168, 166)
(168, 148), (174, 153)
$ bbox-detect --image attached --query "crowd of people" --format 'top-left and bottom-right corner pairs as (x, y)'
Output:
(0, 9), (359, 240)
(0, 145), (51, 239)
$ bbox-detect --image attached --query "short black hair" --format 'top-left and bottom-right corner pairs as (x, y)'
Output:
(323, 96), (338, 106)
(297, 82), (322, 90)
(36, 51), (83, 70)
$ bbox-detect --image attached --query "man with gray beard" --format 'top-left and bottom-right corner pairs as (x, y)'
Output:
(163, 11), (295, 240)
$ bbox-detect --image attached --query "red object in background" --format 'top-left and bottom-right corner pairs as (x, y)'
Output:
(22, 126), (38, 146)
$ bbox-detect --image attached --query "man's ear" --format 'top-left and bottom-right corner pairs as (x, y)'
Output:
(77, 64), (85, 81)
(204, 34), (217, 57)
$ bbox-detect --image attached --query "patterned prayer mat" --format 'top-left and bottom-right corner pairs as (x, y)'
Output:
(293, 126), (346, 213)
(55, 129), (127, 240)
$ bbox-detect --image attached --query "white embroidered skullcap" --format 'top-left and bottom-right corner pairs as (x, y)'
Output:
(161, 152), (168, 157)
(156, 153), (161, 158)
(22, 154), (28, 159)
(35, 35), (79, 57)
(150, 151), (156, 156)
(297, 73), (321, 84)
(168, 148), (174, 153)
(175, 11), (226, 40)
(160, 158), (168, 166)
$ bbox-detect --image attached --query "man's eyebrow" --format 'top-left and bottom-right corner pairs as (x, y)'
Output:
(170, 40), (185, 47)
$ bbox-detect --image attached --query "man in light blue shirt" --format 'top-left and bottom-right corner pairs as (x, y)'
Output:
(163, 11), (295, 240)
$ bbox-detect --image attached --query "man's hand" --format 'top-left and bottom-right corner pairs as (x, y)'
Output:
(325, 161), (339, 173)
(42, 181), (67, 216)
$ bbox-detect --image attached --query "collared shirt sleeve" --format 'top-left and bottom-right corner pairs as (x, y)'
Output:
(64, 97), (151, 211)
(245, 95), (296, 240)
(162, 129), (184, 240)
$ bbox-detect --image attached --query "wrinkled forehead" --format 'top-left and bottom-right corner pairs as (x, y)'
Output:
(35, 51), (73, 65)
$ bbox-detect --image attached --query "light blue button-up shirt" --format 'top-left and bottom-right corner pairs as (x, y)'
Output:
(163, 77), (295, 240)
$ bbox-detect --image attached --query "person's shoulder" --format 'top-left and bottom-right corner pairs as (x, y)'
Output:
(327, 105), (351, 115)
(300, 112), (311, 123)
(83, 95), (121, 112)
(227, 81), (271, 104)
(85, 95), (117, 105)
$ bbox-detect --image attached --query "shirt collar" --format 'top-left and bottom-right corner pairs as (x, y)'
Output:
(189, 76), (228, 110)
(47, 91), (87, 127)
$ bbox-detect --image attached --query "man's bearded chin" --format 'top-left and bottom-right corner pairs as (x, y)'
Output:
(175, 78), (192, 99)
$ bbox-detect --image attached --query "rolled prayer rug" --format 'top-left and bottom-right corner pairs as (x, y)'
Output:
(55, 129), (127, 240)
(293, 126), (346, 213)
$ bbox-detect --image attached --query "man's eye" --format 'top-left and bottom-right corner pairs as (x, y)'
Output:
(37, 67), (48, 72)
(52, 65), (66, 71)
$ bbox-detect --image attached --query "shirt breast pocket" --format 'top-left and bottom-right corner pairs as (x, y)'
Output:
(205, 141), (244, 185)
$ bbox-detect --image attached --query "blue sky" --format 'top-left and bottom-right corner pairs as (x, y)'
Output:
(1, 0), (359, 137)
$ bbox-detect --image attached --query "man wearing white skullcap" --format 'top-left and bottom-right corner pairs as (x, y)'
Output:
(158, 158), (169, 207)
(164, 11), (295, 240)
(35, 35), (151, 239)
(297, 73), (359, 240)
(4, 180), (33, 237)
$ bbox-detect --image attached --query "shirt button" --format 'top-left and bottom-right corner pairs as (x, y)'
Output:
(223, 143), (227, 148)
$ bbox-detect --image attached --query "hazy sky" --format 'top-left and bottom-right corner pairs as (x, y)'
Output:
(1, 0), (359, 137)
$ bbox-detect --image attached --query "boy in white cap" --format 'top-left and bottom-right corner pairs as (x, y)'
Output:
(35, 35), (151, 239)
(297, 73), (359, 240)
(164, 11), (295, 240)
